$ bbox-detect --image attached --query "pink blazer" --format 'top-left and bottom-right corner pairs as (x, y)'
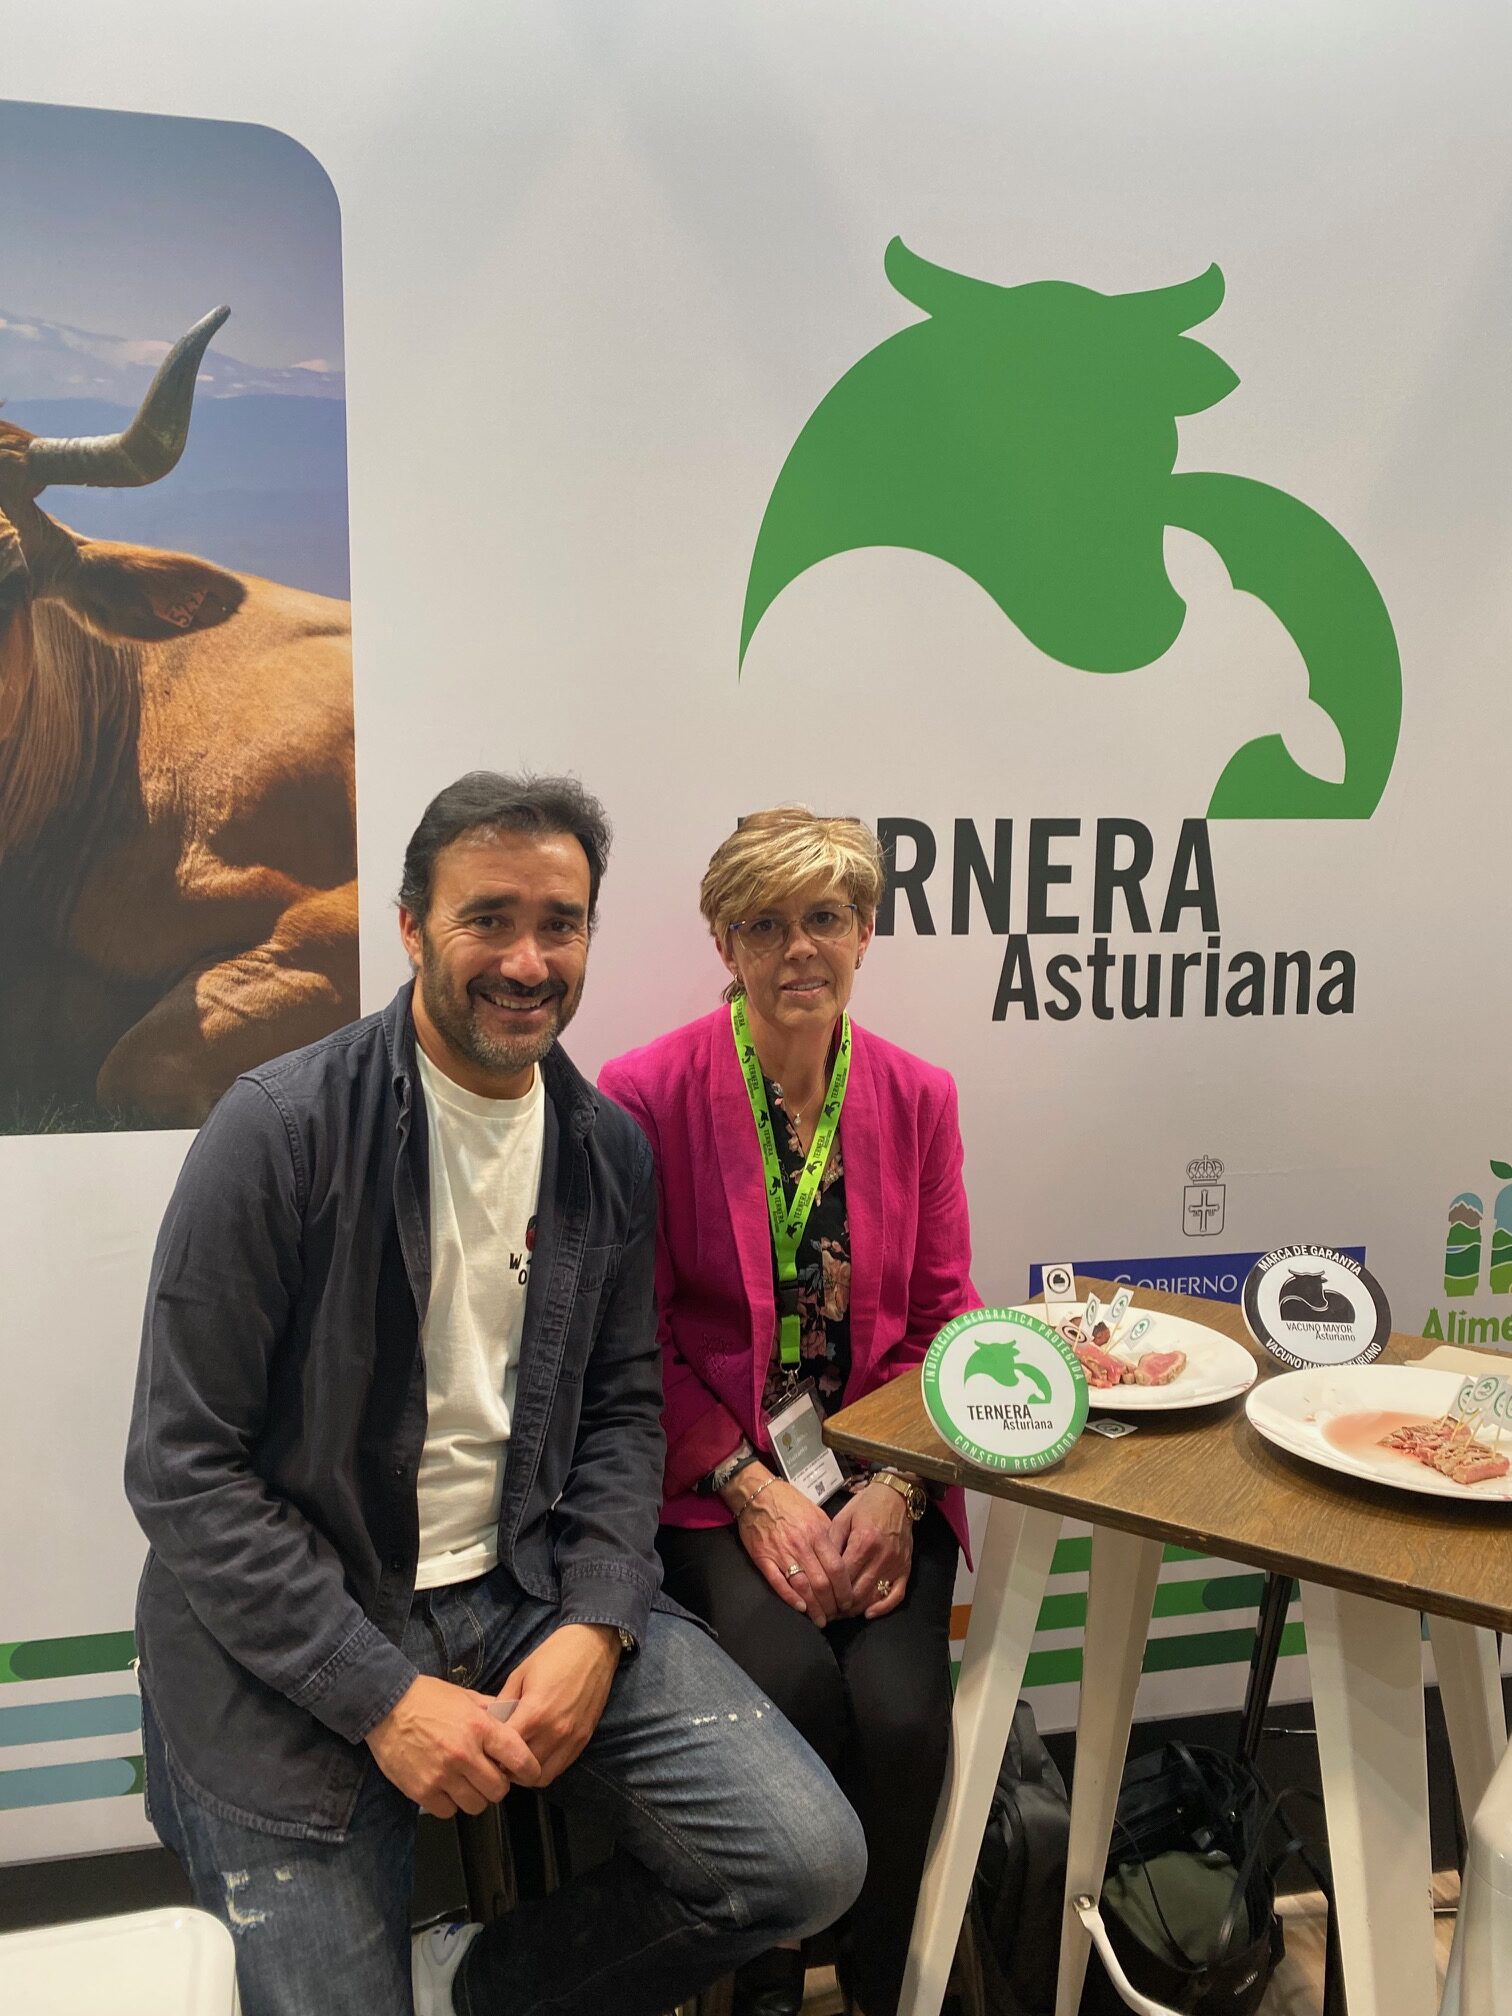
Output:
(599, 1007), (976, 1556)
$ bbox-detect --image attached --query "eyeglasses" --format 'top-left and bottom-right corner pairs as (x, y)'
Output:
(727, 904), (858, 954)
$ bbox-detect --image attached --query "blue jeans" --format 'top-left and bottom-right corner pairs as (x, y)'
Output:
(142, 1569), (866, 2016)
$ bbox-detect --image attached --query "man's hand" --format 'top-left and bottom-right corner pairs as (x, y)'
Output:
(365, 1674), (538, 1819)
(829, 1479), (913, 1618)
(499, 1624), (622, 1788)
(728, 1468), (854, 1625)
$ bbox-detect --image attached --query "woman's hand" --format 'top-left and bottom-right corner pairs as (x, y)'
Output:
(829, 1479), (914, 1619)
(727, 1467), (854, 1625)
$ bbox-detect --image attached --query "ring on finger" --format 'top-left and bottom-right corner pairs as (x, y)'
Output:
(784, 1562), (803, 1578)
(875, 1578), (892, 1597)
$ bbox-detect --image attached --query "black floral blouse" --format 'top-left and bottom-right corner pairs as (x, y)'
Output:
(759, 1074), (852, 1419)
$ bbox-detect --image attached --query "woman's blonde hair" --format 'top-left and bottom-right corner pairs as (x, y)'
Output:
(699, 808), (885, 997)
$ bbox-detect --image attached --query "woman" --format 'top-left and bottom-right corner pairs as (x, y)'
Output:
(600, 807), (977, 2016)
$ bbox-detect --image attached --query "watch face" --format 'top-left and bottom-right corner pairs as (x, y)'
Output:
(882, 1473), (924, 1517)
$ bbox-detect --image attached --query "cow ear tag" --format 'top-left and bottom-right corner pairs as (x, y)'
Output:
(1242, 1247), (1390, 1369)
(923, 1307), (1088, 1474)
(149, 583), (210, 630)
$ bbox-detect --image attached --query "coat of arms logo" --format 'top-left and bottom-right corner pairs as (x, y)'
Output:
(1183, 1155), (1226, 1237)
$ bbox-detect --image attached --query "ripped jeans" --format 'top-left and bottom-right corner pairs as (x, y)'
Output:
(141, 1570), (866, 2016)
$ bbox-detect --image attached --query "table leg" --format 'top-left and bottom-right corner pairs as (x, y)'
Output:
(1302, 1583), (1437, 2016)
(897, 1497), (1061, 2016)
(1429, 1617), (1508, 1831)
(1054, 1526), (1163, 2016)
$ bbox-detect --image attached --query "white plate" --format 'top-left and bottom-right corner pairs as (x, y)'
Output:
(1245, 1363), (1512, 1502)
(1012, 1307), (1258, 1410)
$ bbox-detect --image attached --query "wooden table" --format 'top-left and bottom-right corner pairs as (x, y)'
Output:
(826, 1282), (1512, 2016)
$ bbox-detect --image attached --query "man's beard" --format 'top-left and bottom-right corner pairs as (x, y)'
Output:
(418, 938), (579, 1083)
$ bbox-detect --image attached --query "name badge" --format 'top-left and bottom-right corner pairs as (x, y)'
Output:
(764, 1381), (846, 1506)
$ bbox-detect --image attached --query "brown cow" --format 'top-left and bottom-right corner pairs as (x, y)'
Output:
(0, 307), (358, 1130)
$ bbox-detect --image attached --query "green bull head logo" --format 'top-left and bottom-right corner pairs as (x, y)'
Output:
(741, 240), (1401, 820)
(964, 1337), (1052, 1405)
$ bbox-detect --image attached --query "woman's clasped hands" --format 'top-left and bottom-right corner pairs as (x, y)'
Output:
(729, 1468), (913, 1624)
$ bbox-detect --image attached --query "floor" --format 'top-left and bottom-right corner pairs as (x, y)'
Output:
(1259, 1875), (1457, 2015)
(796, 1875), (1461, 2013)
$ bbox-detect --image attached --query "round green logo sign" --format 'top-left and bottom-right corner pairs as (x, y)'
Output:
(923, 1307), (1089, 1473)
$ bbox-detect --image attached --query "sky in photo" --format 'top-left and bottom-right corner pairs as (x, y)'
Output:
(0, 97), (343, 369)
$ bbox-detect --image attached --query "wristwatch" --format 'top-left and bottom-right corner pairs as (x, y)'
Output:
(615, 1627), (638, 1659)
(870, 1468), (927, 1522)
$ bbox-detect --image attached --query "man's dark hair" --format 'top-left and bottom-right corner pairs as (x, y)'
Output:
(399, 772), (613, 926)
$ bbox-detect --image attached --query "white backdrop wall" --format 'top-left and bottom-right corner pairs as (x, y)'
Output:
(2, 0), (1509, 1860)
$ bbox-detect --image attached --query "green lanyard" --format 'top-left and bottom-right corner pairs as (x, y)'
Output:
(730, 995), (852, 1368)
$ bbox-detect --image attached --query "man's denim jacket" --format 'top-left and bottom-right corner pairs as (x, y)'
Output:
(125, 983), (668, 1839)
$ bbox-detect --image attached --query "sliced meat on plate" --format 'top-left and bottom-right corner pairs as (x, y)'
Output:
(1075, 1343), (1128, 1389)
(1129, 1349), (1188, 1387)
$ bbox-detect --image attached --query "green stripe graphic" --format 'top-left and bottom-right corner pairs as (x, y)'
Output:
(0, 1632), (135, 1684)
(1035, 1571), (1279, 1633)
(1048, 1538), (1207, 1575)
(1020, 1619), (1308, 1690)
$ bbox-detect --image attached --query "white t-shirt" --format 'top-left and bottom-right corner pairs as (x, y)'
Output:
(413, 1046), (546, 1591)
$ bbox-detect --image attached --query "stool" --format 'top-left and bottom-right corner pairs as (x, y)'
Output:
(445, 1790), (570, 1925)
(0, 1905), (239, 2014)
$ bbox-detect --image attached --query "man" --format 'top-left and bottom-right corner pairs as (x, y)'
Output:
(126, 772), (865, 2016)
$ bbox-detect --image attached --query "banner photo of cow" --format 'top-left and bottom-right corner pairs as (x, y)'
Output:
(0, 111), (356, 1134)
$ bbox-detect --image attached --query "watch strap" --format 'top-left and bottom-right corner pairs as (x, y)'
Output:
(706, 1437), (758, 1495)
(871, 1468), (926, 1521)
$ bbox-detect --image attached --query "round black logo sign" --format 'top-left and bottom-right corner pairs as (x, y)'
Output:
(1242, 1246), (1391, 1369)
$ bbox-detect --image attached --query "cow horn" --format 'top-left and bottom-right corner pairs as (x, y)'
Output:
(25, 305), (230, 490)
(884, 237), (987, 318)
(1122, 264), (1225, 331)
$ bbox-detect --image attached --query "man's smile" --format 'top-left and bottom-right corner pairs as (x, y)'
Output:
(471, 982), (560, 1019)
